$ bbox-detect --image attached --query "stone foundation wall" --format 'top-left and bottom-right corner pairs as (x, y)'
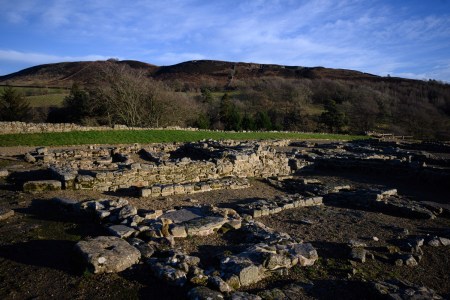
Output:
(45, 142), (295, 192)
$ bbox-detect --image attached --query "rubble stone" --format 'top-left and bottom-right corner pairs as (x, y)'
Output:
(187, 287), (224, 300)
(0, 208), (14, 221)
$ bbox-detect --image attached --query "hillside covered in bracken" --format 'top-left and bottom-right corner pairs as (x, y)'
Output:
(1, 59), (449, 139)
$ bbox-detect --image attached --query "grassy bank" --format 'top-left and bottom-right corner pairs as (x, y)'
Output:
(0, 130), (368, 147)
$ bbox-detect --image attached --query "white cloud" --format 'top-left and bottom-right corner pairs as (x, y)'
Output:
(0, 1), (449, 81)
(153, 52), (207, 65)
(0, 49), (112, 65)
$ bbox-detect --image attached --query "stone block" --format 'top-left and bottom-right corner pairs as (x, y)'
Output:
(75, 236), (141, 274)
(221, 256), (263, 286)
(23, 180), (62, 193)
(173, 184), (185, 194)
(108, 225), (136, 238)
(186, 216), (227, 236)
(161, 185), (174, 196)
(290, 243), (318, 266)
(0, 208), (14, 221)
(141, 188), (152, 197)
(170, 224), (188, 238)
(188, 287), (224, 300)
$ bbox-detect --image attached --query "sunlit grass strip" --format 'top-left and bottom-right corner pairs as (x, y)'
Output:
(0, 130), (368, 147)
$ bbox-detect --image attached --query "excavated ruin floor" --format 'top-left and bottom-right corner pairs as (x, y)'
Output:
(0, 140), (449, 300)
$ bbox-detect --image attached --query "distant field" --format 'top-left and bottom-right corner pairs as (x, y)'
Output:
(0, 86), (69, 107)
(26, 94), (67, 107)
(0, 130), (368, 147)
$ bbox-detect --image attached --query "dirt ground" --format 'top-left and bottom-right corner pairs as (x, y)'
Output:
(0, 145), (449, 300)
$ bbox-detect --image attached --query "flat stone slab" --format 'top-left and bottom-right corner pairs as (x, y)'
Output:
(0, 208), (14, 221)
(160, 207), (205, 224)
(75, 236), (141, 273)
(23, 180), (62, 193)
(185, 216), (227, 236)
(108, 225), (136, 238)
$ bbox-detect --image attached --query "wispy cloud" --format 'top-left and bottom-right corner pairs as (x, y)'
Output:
(0, 0), (449, 81)
(0, 49), (111, 65)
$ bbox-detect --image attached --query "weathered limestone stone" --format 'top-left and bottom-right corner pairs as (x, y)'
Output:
(187, 287), (224, 300)
(36, 147), (48, 155)
(263, 253), (292, 270)
(117, 205), (138, 221)
(0, 169), (8, 177)
(140, 188), (152, 197)
(128, 238), (155, 259)
(186, 216), (227, 236)
(75, 175), (95, 189)
(0, 208), (14, 221)
(428, 238), (441, 247)
(350, 248), (367, 263)
(258, 288), (286, 300)
(108, 225), (136, 238)
(439, 237), (450, 246)
(148, 260), (187, 287)
(372, 280), (442, 299)
(290, 243), (318, 266)
(75, 236), (141, 273)
(160, 207), (204, 223)
(405, 256), (419, 267)
(209, 276), (233, 293)
(170, 224), (188, 238)
(24, 152), (36, 163)
(139, 209), (163, 220)
(23, 180), (62, 193)
(223, 274), (241, 290)
(221, 256), (263, 286)
(230, 292), (262, 300)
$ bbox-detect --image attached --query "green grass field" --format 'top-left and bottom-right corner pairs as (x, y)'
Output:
(0, 86), (69, 108)
(26, 93), (67, 107)
(0, 130), (368, 147)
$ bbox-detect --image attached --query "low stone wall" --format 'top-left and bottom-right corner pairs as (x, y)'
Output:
(24, 141), (297, 192)
(58, 148), (292, 192)
(0, 121), (200, 135)
(140, 178), (250, 198)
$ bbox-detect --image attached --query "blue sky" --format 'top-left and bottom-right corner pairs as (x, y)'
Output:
(1, 0), (450, 81)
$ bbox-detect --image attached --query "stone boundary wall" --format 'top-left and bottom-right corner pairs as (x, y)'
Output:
(0, 121), (345, 137)
(0, 121), (200, 135)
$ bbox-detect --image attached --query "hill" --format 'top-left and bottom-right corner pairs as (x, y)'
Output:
(0, 59), (385, 88)
(0, 60), (157, 87)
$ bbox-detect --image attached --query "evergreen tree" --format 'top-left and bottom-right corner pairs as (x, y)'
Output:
(0, 86), (31, 121)
(195, 113), (211, 129)
(63, 84), (93, 122)
(242, 113), (256, 130)
(200, 88), (213, 103)
(319, 100), (347, 132)
(255, 111), (272, 130)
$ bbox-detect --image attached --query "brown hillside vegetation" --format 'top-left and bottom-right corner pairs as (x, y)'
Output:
(1, 59), (449, 139)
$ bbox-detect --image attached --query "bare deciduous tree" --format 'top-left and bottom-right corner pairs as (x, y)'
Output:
(93, 62), (166, 127)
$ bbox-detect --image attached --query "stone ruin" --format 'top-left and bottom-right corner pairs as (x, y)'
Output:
(59, 197), (319, 292)
(2, 138), (450, 298)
